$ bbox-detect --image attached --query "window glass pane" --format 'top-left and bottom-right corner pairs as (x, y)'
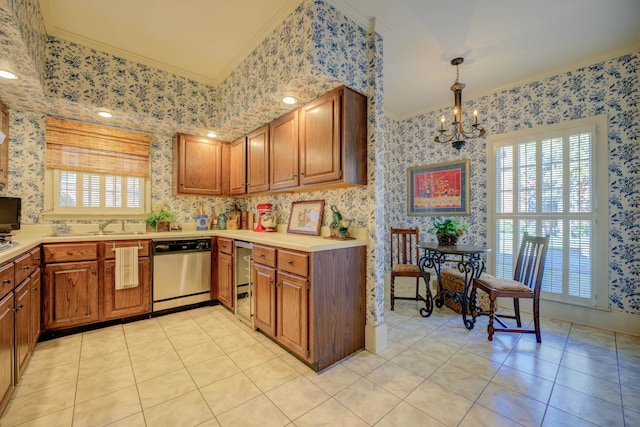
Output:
(541, 220), (563, 294)
(496, 146), (513, 213)
(541, 137), (563, 213)
(82, 174), (100, 207)
(127, 177), (142, 208)
(58, 171), (77, 207)
(495, 219), (513, 279)
(518, 141), (537, 213)
(569, 132), (593, 213)
(569, 220), (592, 298)
(105, 175), (123, 208)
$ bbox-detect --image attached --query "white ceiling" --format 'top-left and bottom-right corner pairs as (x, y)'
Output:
(38, 0), (640, 119)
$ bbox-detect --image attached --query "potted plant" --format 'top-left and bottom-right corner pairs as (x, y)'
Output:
(429, 217), (468, 246)
(145, 205), (175, 232)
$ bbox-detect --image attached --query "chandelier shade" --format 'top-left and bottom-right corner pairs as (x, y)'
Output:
(435, 57), (486, 150)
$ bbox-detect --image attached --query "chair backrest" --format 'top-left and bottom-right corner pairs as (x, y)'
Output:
(513, 232), (550, 292)
(390, 228), (419, 268)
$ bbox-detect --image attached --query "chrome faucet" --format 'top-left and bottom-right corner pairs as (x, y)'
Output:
(99, 219), (117, 233)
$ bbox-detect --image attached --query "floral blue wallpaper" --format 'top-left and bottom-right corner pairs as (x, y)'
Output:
(386, 53), (640, 315)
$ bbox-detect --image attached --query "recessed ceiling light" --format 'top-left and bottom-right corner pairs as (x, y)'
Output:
(282, 96), (297, 105)
(98, 111), (113, 118)
(0, 70), (17, 80)
(207, 132), (217, 138)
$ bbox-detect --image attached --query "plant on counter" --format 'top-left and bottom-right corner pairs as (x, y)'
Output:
(145, 204), (175, 231)
(429, 217), (468, 246)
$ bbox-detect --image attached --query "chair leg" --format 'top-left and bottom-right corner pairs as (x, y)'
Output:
(487, 296), (497, 341)
(513, 298), (521, 327)
(390, 276), (395, 311)
(534, 296), (541, 343)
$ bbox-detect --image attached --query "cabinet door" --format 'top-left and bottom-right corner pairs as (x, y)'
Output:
(0, 102), (8, 188)
(14, 280), (30, 381)
(43, 261), (99, 330)
(253, 263), (276, 337)
(103, 258), (151, 320)
(299, 89), (341, 185)
(175, 133), (224, 195)
(217, 251), (234, 309)
(270, 111), (299, 190)
(276, 271), (308, 359)
(247, 125), (269, 193)
(0, 292), (14, 414)
(229, 137), (247, 195)
(30, 270), (41, 350)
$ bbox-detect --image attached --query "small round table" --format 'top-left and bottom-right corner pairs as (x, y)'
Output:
(417, 242), (491, 329)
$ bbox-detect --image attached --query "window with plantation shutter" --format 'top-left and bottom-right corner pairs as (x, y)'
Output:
(45, 117), (151, 216)
(487, 115), (608, 308)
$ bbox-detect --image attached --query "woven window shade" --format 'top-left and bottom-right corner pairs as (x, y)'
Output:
(45, 116), (151, 177)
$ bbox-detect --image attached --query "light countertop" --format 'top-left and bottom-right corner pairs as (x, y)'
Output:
(0, 224), (368, 263)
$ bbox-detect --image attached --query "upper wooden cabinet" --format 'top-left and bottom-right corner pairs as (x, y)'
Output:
(229, 136), (247, 195)
(243, 86), (367, 195)
(173, 133), (229, 196)
(247, 125), (269, 194)
(0, 101), (9, 188)
(270, 111), (299, 191)
(298, 86), (367, 189)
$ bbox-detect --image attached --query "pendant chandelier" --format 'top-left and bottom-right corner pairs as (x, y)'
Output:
(435, 57), (485, 150)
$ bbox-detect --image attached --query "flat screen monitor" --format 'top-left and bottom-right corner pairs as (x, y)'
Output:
(0, 197), (21, 233)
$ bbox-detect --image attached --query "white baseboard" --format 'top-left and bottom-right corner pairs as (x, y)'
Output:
(365, 323), (388, 353)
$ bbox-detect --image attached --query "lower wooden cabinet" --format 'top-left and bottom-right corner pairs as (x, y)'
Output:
(103, 258), (150, 320)
(0, 292), (14, 414)
(252, 243), (365, 370)
(216, 238), (234, 310)
(253, 263), (276, 337)
(43, 261), (99, 330)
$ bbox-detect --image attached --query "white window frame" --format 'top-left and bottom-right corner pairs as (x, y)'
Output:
(43, 168), (151, 221)
(486, 115), (609, 309)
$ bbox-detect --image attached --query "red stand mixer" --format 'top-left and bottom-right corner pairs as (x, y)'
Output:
(254, 203), (277, 232)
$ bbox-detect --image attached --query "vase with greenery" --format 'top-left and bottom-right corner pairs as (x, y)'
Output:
(145, 205), (175, 232)
(429, 217), (468, 246)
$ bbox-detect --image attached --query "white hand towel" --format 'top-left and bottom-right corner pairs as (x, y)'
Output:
(115, 246), (139, 289)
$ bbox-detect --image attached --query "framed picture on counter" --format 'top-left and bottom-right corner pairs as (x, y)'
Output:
(407, 159), (470, 216)
(287, 200), (324, 235)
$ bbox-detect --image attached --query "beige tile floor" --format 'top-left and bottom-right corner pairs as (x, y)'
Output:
(1, 294), (639, 426)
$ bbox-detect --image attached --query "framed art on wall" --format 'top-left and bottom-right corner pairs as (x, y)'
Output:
(287, 199), (325, 235)
(407, 159), (470, 216)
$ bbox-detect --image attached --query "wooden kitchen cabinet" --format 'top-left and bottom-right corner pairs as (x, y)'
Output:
(269, 111), (299, 190)
(102, 240), (151, 320)
(173, 133), (229, 196)
(0, 291), (14, 415)
(298, 86), (367, 189)
(247, 125), (270, 194)
(13, 279), (30, 380)
(43, 260), (99, 330)
(253, 262), (276, 337)
(0, 101), (9, 188)
(216, 238), (234, 310)
(252, 243), (365, 370)
(229, 136), (247, 195)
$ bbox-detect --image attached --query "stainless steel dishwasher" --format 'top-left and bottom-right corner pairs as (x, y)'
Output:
(152, 238), (212, 312)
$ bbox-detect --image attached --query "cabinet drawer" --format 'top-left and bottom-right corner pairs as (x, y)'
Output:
(253, 244), (276, 267)
(0, 262), (14, 299)
(102, 240), (151, 259)
(29, 247), (42, 270)
(218, 238), (233, 255)
(14, 253), (32, 284)
(278, 250), (309, 277)
(43, 243), (98, 263)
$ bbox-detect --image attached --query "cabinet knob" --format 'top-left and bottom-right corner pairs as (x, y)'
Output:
(275, 282), (280, 287)
(13, 304), (24, 312)
(23, 265), (30, 270)
(32, 287), (38, 291)
(106, 268), (111, 273)
(287, 260), (293, 265)
(92, 270), (97, 275)
(300, 171), (305, 175)
(269, 279), (274, 285)
(2, 279), (11, 284)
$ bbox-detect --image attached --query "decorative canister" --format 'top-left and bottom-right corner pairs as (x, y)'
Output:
(196, 215), (208, 230)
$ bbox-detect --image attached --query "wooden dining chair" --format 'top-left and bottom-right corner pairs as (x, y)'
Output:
(390, 227), (429, 310)
(471, 232), (550, 342)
